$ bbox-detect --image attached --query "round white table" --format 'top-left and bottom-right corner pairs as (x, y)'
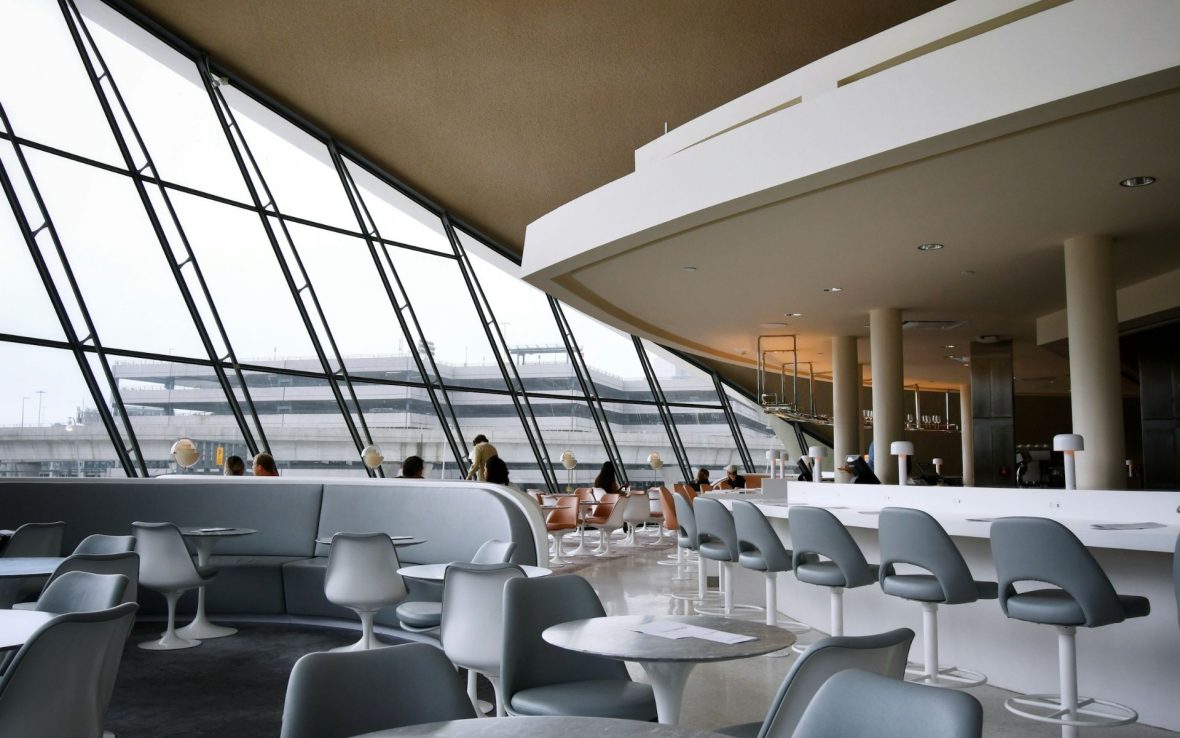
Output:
(351, 716), (728, 737)
(396, 563), (551, 581)
(0, 558), (65, 579)
(542, 615), (795, 725)
(315, 535), (426, 547)
(0, 610), (53, 651)
(176, 527), (257, 640)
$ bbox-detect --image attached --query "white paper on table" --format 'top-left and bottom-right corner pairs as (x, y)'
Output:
(695, 629), (756, 644)
(1090, 522), (1165, 530)
(628, 621), (755, 644)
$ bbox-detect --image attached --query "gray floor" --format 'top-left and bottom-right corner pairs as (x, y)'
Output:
(577, 540), (1176, 738)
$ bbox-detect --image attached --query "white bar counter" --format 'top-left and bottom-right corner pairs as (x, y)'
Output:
(719, 481), (1180, 731)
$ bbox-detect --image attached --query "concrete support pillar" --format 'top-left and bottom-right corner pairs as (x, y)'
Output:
(870, 308), (904, 484)
(960, 383), (975, 487)
(1064, 235), (1125, 489)
(832, 336), (859, 483)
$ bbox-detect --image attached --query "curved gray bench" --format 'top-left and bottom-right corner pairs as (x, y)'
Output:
(0, 477), (546, 638)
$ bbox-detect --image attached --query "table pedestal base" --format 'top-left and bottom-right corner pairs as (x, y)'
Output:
(640, 661), (697, 725)
(176, 586), (237, 640)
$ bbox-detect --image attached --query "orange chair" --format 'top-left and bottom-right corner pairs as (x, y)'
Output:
(567, 488), (598, 556)
(583, 493), (626, 556)
(545, 497), (578, 565)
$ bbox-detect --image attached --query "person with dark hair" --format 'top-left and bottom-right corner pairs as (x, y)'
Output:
(252, 452), (279, 477)
(484, 455), (519, 490)
(722, 464), (746, 489)
(688, 467), (710, 492)
(223, 455), (246, 476)
(593, 461), (622, 496)
(466, 434), (499, 481)
(399, 455), (425, 479)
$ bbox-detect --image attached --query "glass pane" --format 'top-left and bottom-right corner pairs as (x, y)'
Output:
(0, 184), (64, 339)
(77, 0), (251, 203)
(668, 404), (744, 475)
(641, 340), (725, 405)
(351, 380), (456, 479)
(560, 303), (655, 402)
(26, 150), (206, 357)
(601, 401), (679, 488)
(390, 247), (507, 391)
(0, 342), (125, 477)
(448, 390), (545, 487)
(529, 393), (611, 490)
(166, 189), (315, 361)
(725, 384), (789, 468)
(345, 158), (451, 254)
(286, 222), (421, 380)
(0, 0), (123, 166)
(107, 356), (251, 476)
(237, 369), (366, 477)
(222, 86), (358, 231)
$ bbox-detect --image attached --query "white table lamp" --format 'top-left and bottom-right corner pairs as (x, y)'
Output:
(171, 438), (200, 471)
(1053, 434), (1084, 490)
(890, 441), (914, 487)
(807, 446), (827, 482)
(648, 452), (664, 470)
(933, 457), (944, 475)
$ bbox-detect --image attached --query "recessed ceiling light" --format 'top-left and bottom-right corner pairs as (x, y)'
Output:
(917, 243), (944, 251)
(760, 322), (788, 329)
(784, 312), (803, 318)
(944, 344), (956, 349)
(681, 266), (697, 272)
(823, 287), (843, 293)
(1119, 176), (1156, 188)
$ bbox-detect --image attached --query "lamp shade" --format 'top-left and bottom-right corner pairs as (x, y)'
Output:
(361, 444), (385, 470)
(890, 441), (914, 456)
(932, 457), (944, 466)
(808, 446), (828, 458)
(764, 449), (780, 461)
(560, 450), (577, 470)
(647, 452), (664, 470)
(171, 438), (200, 469)
(1053, 433), (1084, 452)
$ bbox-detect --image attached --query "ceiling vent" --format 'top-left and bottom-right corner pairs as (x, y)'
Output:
(901, 320), (966, 331)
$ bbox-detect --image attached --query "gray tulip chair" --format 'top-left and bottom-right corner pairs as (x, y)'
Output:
(396, 539), (518, 633)
(12, 552), (140, 611)
(280, 642), (476, 738)
(0, 521), (65, 608)
(878, 507), (997, 688)
(733, 500), (808, 632)
(133, 522), (217, 650)
(672, 492), (710, 601)
(324, 533), (406, 650)
(501, 574), (657, 720)
(789, 506), (878, 640)
(991, 517), (1149, 737)
(717, 627), (915, 738)
(73, 534), (136, 555)
(470, 539), (516, 564)
(35, 570), (129, 614)
(0, 602), (138, 737)
(1173, 531), (1179, 631)
(441, 562), (525, 716)
(791, 668), (983, 738)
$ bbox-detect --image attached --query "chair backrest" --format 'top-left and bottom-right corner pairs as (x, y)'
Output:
(280, 642), (476, 738)
(73, 534), (136, 555)
(990, 517), (1125, 627)
(44, 552), (140, 605)
(789, 506), (876, 588)
(732, 500), (792, 572)
(622, 494), (653, 525)
(591, 492), (621, 519)
(1174, 531), (1179, 631)
(324, 533), (406, 607)
(694, 497), (739, 559)
(757, 628), (914, 738)
(672, 493), (698, 548)
(658, 487), (679, 532)
(700, 482), (714, 492)
(546, 496), (578, 529)
(441, 562), (525, 672)
(131, 522), (201, 590)
(792, 668), (982, 738)
(878, 507), (979, 604)
(36, 571), (129, 614)
(471, 539), (517, 564)
(0, 602), (138, 737)
(2, 522), (65, 558)
(501, 575), (630, 699)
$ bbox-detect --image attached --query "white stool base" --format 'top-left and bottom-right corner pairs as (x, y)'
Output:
(1005, 693), (1138, 729)
(905, 663), (988, 689)
(139, 633), (201, 650)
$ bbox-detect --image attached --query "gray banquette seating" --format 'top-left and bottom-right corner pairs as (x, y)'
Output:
(0, 478), (542, 633)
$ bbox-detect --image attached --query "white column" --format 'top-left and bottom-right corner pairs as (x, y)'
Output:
(870, 308), (903, 484)
(832, 336), (859, 483)
(959, 383), (975, 487)
(1064, 235), (1125, 490)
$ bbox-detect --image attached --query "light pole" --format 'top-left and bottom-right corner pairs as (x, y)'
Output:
(35, 390), (45, 427)
(21, 396), (29, 428)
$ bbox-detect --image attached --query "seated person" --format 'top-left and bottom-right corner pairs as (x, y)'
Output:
(722, 464), (746, 489)
(398, 455), (425, 479)
(223, 455), (246, 476)
(252, 452), (280, 477)
(484, 455), (521, 492)
(688, 467), (711, 492)
(593, 461), (623, 496)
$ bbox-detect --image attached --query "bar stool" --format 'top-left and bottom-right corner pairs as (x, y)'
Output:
(732, 500), (809, 634)
(991, 517), (1149, 738)
(789, 506), (878, 646)
(878, 507), (997, 688)
(656, 488), (694, 578)
(671, 493), (713, 604)
(694, 498), (762, 617)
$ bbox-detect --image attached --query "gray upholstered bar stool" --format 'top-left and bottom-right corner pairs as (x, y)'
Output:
(671, 492), (713, 603)
(991, 517), (1150, 738)
(878, 507), (997, 688)
(789, 506), (878, 648)
(732, 500), (809, 633)
(694, 498), (762, 617)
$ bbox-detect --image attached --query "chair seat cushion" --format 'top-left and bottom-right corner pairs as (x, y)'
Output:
(395, 601), (442, 629)
(196, 565), (218, 580)
(510, 679), (656, 720)
(795, 561), (878, 588)
(882, 574), (998, 603)
(1004, 589), (1149, 626)
(714, 721), (761, 738)
(698, 541), (735, 562)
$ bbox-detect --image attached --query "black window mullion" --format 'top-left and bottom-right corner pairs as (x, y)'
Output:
(632, 336), (692, 483)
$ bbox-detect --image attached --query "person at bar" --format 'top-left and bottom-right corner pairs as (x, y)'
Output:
(688, 467), (711, 492)
(722, 464), (746, 489)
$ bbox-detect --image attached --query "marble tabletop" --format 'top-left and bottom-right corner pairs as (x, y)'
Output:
(397, 563), (551, 581)
(0, 610), (54, 650)
(0, 557), (65, 579)
(316, 535), (426, 547)
(180, 527), (258, 537)
(351, 716), (729, 737)
(543, 614), (795, 663)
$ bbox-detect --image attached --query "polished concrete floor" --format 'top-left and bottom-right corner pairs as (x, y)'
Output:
(577, 538), (1176, 737)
